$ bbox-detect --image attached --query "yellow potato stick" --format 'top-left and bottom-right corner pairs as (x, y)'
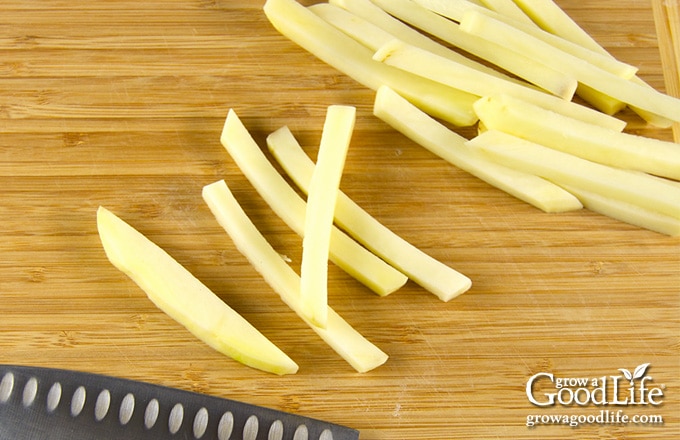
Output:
(263, 0), (478, 126)
(368, 0), (577, 98)
(372, 39), (625, 132)
(324, 0), (528, 86)
(203, 180), (389, 373)
(267, 125), (472, 302)
(373, 86), (583, 213)
(466, 130), (680, 222)
(219, 109), (408, 297)
(510, 0), (675, 127)
(559, 184), (680, 237)
(413, 0), (629, 115)
(300, 105), (355, 328)
(473, 94), (680, 180)
(478, 0), (535, 24)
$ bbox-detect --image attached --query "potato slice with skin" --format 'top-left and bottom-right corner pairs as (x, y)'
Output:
(263, 0), (478, 127)
(96, 206), (298, 375)
(300, 105), (355, 328)
(465, 130), (680, 221)
(267, 125), (472, 302)
(203, 180), (389, 373)
(473, 94), (680, 181)
(220, 109), (407, 297)
(460, 8), (680, 123)
(373, 86), (583, 213)
(372, 39), (625, 132)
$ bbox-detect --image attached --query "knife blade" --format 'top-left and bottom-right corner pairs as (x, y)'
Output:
(0, 365), (358, 440)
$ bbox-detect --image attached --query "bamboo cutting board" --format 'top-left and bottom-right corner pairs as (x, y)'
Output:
(0, 1), (678, 439)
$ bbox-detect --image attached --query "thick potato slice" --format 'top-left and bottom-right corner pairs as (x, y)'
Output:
(97, 206), (298, 375)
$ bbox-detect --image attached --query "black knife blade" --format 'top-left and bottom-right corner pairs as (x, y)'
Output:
(0, 365), (358, 440)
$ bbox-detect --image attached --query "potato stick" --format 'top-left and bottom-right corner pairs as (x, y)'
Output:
(203, 180), (389, 373)
(413, 0), (489, 22)
(309, 3), (393, 50)
(263, 0), (478, 127)
(300, 106), (354, 328)
(478, 0), (535, 24)
(327, 0), (528, 86)
(267, 126), (472, 302)
(414, 0), (627, 115)
(373, 39), (625, 132)
(368, 0), (577, 99)
(97, 206), (298, 375)
(486, 5), (629, 115)
(373, 86), (583, 213)
(512, 0), (674, 127)
(559, 184), (680, 237)
(460, 9), (680, 122)
(511, 0), (599, 48)
(220, 109), (407, 297)
(470, 8), (638, 79)
(466, 130), (680, 220)
(473, 94), (680, 181)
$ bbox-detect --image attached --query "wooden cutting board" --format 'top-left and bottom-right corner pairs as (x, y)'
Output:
(1, 0), (678, 438)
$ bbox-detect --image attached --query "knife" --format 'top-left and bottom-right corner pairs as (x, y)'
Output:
(0, 364), (358, 440)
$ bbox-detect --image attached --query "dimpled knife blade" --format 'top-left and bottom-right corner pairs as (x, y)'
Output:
(0, 365), (359, 440)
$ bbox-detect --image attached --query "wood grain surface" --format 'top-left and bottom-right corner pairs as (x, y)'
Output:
(1, 1), (678, 439)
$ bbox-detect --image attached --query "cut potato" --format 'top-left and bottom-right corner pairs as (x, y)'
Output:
(96, 206), (298, 375)
(300, 105), (355, 328)
(473, 94), (680, 180)
(466, 8), (638, 79)
(372, 39), (625, 132)
(412, 0), (627, 115)
(263, 0), (478, 126)
(219, 109), (407, 297)
(414, 1), (637, 79)
(459, 9), (680, 123)
(560, 184), (680, 237)
(203, 180), (389, 373)
(267, 125), (472, 302)
(478, 0), (534, 24)
(324, 0), (529, 86)
(373, 86), (583, 213)
(368, 0), (577, 98)
(373, 38), (570, 100)
(465, 130), (680, 222)
(413, 0), (489, 22)
(510, 0), (674, 127)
